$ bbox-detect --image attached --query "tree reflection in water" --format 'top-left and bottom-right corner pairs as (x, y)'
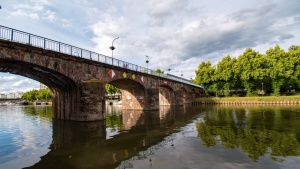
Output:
(196, 105), (300, 162)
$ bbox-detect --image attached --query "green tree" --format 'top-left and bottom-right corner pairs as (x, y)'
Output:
(22, 88), (52, 102)
(105, 84), (120, 99)
(287, 45), (300, 92)
(155, 68), (164, 74)
(235, 48), (264, 96)
(215, 55), (234, 96)
(194, 61), (215, 96)
(21, 89), (38, 102)
(36, 88), (52, 102)
(265, 45), (290, 96)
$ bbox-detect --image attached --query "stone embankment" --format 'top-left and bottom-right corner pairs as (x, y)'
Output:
(192, 101), (300, 105)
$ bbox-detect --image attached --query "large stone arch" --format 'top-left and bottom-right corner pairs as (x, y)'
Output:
(159, 85), (175, 105)
(108, 79), (146, 110)
(0, 58), (80, 120)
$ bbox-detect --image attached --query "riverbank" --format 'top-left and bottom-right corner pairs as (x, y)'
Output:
(193, 95), (300, 105)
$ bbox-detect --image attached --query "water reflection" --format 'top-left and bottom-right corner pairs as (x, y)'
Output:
(22, 105), (201, 169)
(0, 106), (52, 169)
(197, 105), (300, 162)
(1, 105), (300, 169)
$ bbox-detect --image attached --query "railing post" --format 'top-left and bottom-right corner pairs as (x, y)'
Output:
(44, 39), (46, 49)
(59, 42), (61, 52)
(11, 29), (14, 41)
(90, 52), (92, 60)
(28, 34), (31, 45)
(81, 49), (83, 58)
(98, 54), (99, 62)
(70, 46), (72, 55)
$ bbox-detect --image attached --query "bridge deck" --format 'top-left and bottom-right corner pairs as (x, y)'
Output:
(0, 25), (202, 89)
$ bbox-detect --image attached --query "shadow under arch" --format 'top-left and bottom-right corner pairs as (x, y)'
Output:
(0, 58), (79, 120)
(159, 84), (175, 105)
(108, 78), (146, 110)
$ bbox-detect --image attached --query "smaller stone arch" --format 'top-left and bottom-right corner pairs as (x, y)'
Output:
(108, 79), (146, 110)
(159, 85), (175, 106)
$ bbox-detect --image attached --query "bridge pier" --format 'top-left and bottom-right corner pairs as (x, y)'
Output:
(76, 82), (106, 121)
(52, 89), (78, 120)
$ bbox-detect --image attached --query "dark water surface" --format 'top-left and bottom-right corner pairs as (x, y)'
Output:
(1, 105), (300, 169)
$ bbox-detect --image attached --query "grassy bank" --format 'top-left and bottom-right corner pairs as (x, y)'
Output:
(194, 95), (300, 102)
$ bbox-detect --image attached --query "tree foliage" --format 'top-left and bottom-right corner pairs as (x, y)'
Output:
(105, 84), (120, 99)
(196, 106), (300, 162)
(155, 68), (164, 74)
(21, 88), (52, 102)
(194, 45), (300, 96)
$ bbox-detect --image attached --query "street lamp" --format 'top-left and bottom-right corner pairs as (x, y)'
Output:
(262, 82), (264, 96)
(110, 37), (119, 65)
(168, 64), (174, 72)
(181, 71), (183, 82)
(145, 55), (149, 72)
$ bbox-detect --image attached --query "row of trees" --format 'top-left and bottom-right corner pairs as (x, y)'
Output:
(21, 88), (52, 102)
(194, 45), (300, 96)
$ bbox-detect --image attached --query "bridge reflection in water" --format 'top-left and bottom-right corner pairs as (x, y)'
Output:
(2, 105), (300, 169)
(24, 105), (202, 169)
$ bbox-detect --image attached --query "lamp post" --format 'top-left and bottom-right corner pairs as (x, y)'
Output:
(110, 37), (119, 65)
(145, 55), (149, 73)
(168, 64), (174, 72)
(262, 82), (264, 96)
(181, 71), (183, 82)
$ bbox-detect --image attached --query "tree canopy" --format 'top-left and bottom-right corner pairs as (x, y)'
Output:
(21, 88), (52, 102)
(194, 45), (300, 96)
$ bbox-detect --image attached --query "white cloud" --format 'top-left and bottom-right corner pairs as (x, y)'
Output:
(1, 0), (300, 92)
(60, 18), (73, 27)
(147, 0), (189, 17)
(0, 76), (17, 81)
(0, 74), (40, 93)
(11, 10), (40, 20)
(29, 0), (51, 6)
(12, 79), (33, 88)
(14, 3), (44, 11)
(44, 10), (55, 22)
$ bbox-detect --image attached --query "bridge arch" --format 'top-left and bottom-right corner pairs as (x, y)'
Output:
(159, 85), (175, 105)
(0, 58), (80, 120)
(108, 79), (146, 110)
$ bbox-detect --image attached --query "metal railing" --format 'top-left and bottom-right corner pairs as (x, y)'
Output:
(0, 25), (202, 88)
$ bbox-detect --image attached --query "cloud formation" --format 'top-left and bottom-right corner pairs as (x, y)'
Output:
(0, 75), (39, 94)
(0, 0), (299, 93)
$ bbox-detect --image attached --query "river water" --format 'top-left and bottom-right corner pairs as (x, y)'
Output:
(0, 105), (300, 169)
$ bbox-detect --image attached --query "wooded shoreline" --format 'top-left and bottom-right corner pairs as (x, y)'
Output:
(193, 96), (300, 105)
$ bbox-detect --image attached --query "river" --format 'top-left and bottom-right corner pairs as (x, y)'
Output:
(0, 105), (300, 169)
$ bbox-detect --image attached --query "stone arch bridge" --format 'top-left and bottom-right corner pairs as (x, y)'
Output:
(0, 25), (204, 121)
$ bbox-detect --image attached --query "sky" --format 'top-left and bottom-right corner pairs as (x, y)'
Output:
(0, 0), (299, 94)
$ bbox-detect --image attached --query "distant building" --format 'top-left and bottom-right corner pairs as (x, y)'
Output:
(0, 92), (23, 99)
(15, 92), (24, 98)
(0, 94), (7, 99)
(7, 93), (15, 99)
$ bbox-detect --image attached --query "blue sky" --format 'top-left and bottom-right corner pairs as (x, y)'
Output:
(0, 0), (299, 93)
